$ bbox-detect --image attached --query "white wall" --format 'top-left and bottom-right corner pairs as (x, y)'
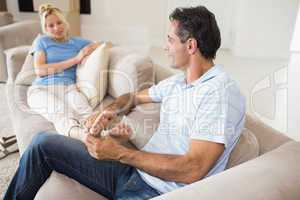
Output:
(288, 2), (300, 141)
(80, 0), (234, 47)
(80, 0), (167, 46)
(7, 0), (299, 59)
(7, 0), (235, 47)
(232, 0), (299, 59)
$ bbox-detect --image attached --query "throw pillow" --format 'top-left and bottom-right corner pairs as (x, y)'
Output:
(108, 47), (155, 98)
(226, 128), (260, 169)
(76, 43), (109, 109)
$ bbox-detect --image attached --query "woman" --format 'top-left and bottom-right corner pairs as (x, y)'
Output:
(27, 4), (100, 141)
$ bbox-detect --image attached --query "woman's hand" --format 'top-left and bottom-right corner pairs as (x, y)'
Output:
(75, 42), (100, 64)
(85, 109), (117, 136)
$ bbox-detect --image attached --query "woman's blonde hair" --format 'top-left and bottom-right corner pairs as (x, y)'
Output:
(39, 4), (70, 39)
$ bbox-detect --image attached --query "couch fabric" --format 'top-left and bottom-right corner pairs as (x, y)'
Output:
(0, 12), (13, 27)
(77, 43), (110, 108)
(5, 46), (300, 199)
(0, 17), (41, 82)
(108, 47), (155, 98)
(153, 141), (300, 200)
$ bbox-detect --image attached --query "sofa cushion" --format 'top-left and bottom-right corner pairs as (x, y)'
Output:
(226, 128), (259, 169)
(245, 114), (291, 155)
(77, 43), (109, 108)
(108, 47), (155, 98)
(35, 171), (107, 200)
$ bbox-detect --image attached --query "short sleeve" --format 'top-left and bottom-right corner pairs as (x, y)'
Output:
(148, 75), (179, 102)
(190, 87), (228, 147)
(74, 37), (92, 49)
(32, 36), (45, 53)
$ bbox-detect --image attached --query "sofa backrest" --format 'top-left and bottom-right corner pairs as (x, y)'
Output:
(245, 114), (292, 155)
(0, 19), (41, 82)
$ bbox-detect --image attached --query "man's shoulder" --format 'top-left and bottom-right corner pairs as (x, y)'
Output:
(158, 72), (185, 85)
(203, 70), (238, 92)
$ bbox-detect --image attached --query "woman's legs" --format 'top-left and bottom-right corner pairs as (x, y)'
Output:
(65, 84), (94, 122)
(27, 85), (81, 137)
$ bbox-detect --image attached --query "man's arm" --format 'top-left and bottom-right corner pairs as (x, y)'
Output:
(87, 89), (154, 135)
(85, 135), (224, 184)
(105, 89), (153, 115)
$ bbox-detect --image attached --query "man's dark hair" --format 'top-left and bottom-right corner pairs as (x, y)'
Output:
(169, 6), (221, 60)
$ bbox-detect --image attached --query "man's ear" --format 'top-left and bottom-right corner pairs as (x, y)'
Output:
(187, 38), (198, 55)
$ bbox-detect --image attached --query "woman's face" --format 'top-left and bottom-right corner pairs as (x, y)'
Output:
(45, 14), (66, 40)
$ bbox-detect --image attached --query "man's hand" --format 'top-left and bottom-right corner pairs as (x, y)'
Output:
(87, 109), (117, 136)
(108, 123), (133, 143)
(84, 135), (126, 161)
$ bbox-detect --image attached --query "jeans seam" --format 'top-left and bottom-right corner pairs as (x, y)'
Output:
(44, 156), (112, 196)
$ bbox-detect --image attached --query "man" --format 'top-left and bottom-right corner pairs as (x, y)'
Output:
(5, 6), (245, 200)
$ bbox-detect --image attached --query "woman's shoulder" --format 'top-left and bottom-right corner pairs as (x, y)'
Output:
(69, 36), (92, 48)
(33, 34), (52, 45)
(70, 36), (91, 43)
(37, 34), (51, 41)
(32, 34), (51, 50)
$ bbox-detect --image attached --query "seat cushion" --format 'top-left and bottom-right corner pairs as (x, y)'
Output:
(35, 171), (107, 200)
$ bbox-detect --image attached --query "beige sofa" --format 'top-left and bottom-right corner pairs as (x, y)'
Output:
(0, 12), (41, 82)
(5, 45), (300, 200)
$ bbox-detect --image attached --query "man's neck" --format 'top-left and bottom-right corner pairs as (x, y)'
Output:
(185, 57), (214, 84)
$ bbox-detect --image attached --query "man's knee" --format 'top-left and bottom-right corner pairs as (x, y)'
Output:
(30, 132), (59, 152)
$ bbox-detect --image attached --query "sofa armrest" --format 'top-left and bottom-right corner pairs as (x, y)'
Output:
(5, 45), (31, 84)
(152, 141), (300, 200)
(0, 12), (13, 26)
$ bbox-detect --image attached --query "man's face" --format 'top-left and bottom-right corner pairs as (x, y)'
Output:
(165, 20), (189, 69)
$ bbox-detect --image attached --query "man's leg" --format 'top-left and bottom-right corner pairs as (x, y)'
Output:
(115, 169), (161, 200)
(4, 132), (132, 200)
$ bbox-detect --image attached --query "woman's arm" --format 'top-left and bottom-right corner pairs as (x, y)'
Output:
(34, 41), (112, 77)
(34, 51), (82, 77)
(33, 41), (103, 77)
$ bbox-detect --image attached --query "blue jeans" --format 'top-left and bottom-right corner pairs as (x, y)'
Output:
(4, 132), (160, 200)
